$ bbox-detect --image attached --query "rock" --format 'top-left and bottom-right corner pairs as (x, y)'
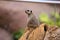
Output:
(28, 24), (46, 40)
(44, 26), (60, 40)
(19, 30), (30, 40)
(19, 24), (47, 40)
(19, 24), (60, 40)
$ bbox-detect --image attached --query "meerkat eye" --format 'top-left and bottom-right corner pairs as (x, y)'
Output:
(25, 10), (29, 14)
(27, 10), (29, 12)
(31, 11), (32, 13)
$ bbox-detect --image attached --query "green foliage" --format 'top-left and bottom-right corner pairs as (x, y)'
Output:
(39, 12), (60, 27)
(39, 13), (49, 22)
(13, 29), (24, 40)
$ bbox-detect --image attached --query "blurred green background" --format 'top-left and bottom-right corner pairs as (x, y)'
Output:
(13, 28), (25, 40)
(39, 12), (60, 27)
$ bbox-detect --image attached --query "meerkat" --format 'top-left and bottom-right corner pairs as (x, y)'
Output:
(24, 10), (40, 40)
(25, 10), (40, 31)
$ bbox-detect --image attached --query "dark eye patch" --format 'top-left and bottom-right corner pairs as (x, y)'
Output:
(27, 10), (29, 12)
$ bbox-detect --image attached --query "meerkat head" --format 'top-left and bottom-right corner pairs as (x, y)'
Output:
(25, 10), (32, 16)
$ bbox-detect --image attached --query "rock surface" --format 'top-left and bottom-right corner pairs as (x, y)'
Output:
(19, 24), (47, 40)
(19, 24), (60, 40)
